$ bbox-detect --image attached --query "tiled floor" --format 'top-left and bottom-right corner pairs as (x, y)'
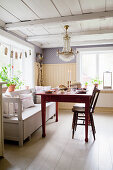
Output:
(0, 110), (113, 170)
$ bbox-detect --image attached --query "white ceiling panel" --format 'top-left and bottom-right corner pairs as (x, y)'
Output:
(80, 0), (105, 13)
(0, 6), (19, 23)
(0, 0), (113, 48)
(71, 34), (113, 42)
(0, 19), (5, 27)
(106, 0), (113, 10)
(52, 0), (82, 16)
(61, 21), (82, 33)
(12, 30), (26, 38)
(63, 0), (82, 15)
(18, 28), (34, 36)
(52, 0), (73, 16)
(22, 0), (60, 18)
(0, 0), (38, 21)
(99, 18), (113, 30)
(80, 19), (100, 31)
(27, 25), (49, 35)
(43, 21), (82, 35)
(42, 23), (64, 34)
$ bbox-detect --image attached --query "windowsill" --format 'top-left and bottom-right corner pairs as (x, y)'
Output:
(100, 89), (113, 93)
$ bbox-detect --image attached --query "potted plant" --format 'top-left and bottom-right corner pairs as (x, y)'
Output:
(91, 78), (102, 88)
(85, 82), (88, 89)
(0, 64), (23, 92)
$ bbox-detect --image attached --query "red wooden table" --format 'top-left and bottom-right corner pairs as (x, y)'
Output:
(36, 91), (92, 142)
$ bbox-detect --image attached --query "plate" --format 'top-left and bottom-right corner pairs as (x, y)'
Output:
(76, 90), (87, 94)
(45, 90), (53, 94)
(59, 87), (68, 91)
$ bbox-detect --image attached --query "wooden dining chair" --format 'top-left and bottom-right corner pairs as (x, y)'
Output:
(72, 87), (100, 140)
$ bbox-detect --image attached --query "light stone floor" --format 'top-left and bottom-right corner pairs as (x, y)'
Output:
(0, 110), (113, 170)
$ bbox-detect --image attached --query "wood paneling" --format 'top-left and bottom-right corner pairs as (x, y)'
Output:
(0, 6), (19, 23)
(34, 62), (38, 86)
(43, 63), (76, 87)
(0, 0), (38, 21)
(1, 0), (113, 47)
(42, 63), (76, 109)
(23, 0), (60, 18)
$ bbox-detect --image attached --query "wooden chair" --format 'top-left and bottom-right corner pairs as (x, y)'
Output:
(72, 87), (100, 140)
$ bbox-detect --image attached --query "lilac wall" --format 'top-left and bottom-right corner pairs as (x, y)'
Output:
(43, 47), (76, 64)
(43, 44), (113, 64)
(35, 45), (42, 54)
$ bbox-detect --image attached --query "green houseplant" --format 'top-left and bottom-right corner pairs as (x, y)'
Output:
(91, 78), (102, 87)
(0, 64), (23, 92)
(85, 82), (88, 88)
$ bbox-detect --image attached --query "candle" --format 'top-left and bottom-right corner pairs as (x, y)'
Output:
(68, 70), (69, 81)
(70, 70), (71, 82)
(67, 69), (70, 88)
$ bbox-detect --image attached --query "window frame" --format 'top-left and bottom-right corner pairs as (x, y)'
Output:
(76, 47), (113, 87)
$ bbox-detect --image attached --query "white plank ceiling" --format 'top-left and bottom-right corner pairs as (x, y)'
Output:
(0, 0), (113, 48)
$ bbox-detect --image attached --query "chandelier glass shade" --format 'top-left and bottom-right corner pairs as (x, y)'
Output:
(57, 25), (75, 62)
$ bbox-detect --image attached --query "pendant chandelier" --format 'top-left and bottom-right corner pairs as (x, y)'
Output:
(57, 25), (75, 62)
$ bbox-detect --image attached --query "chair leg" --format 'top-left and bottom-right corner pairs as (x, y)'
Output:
(90, 113), (96, 140)
(72, 113), (75, 139)
(72, 112), (78, 139)
(75, 112), (78, 131)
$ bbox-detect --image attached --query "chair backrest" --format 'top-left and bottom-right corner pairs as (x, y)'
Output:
(89, 86), (97, 109)
(90, 88), (100, 113)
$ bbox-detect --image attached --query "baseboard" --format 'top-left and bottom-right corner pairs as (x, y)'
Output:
(59, 105), (113, 113)
(95, 107), (113, 112)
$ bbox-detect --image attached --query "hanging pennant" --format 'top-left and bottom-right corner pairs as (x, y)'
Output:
(4, 47), (8, 55)
(20, 52), (22, 59)
(10, 50), (13, 58)
(25, 51), (27, 58)
(15, 52), (18, 59)
(29, 50), (31, 55)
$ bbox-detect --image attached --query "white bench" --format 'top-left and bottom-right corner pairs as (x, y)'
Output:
(3, 89), (56, 147)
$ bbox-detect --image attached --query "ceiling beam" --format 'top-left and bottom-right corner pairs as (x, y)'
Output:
(5, 10), (113, 30)
(41, 39), (113, 48)
(26, 29), (113, 42)
(0, 19), (5, 28)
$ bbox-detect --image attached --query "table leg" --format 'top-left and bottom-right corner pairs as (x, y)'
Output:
(85, 100), (90, 142)
(41, 96), (46, 137)
(56, 102), (58, 122)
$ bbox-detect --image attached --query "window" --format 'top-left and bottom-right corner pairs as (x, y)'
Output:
(0, 45), (10, 68)
(0, 43), (33, 88)
(80, 51), (113, 87)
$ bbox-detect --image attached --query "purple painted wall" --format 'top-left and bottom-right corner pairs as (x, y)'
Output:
(43, 47), (76, 64)
(43, 44), (113, 64)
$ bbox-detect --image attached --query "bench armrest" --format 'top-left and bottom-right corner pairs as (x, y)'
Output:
(3, 97), (22, 120)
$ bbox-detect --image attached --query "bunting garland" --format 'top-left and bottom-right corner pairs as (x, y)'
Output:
(20, 52), (22, 59)
(25, 51), (27, 58)
(29, 50), (31, 55)
(15, 52), (18, 59)
(0, 42), (32, 59)
(10, 50), (13, 58)
(4, 47), (8, 55)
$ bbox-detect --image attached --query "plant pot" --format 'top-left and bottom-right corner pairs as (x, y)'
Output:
(85, 85), (88, 89)
(8, 85), (16, 92)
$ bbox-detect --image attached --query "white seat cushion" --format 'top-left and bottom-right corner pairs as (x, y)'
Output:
(3, 102), (55, 122)
(22, 102), (54, 120)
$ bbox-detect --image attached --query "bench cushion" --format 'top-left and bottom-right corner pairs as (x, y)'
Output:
(3, 102), (55, 122)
